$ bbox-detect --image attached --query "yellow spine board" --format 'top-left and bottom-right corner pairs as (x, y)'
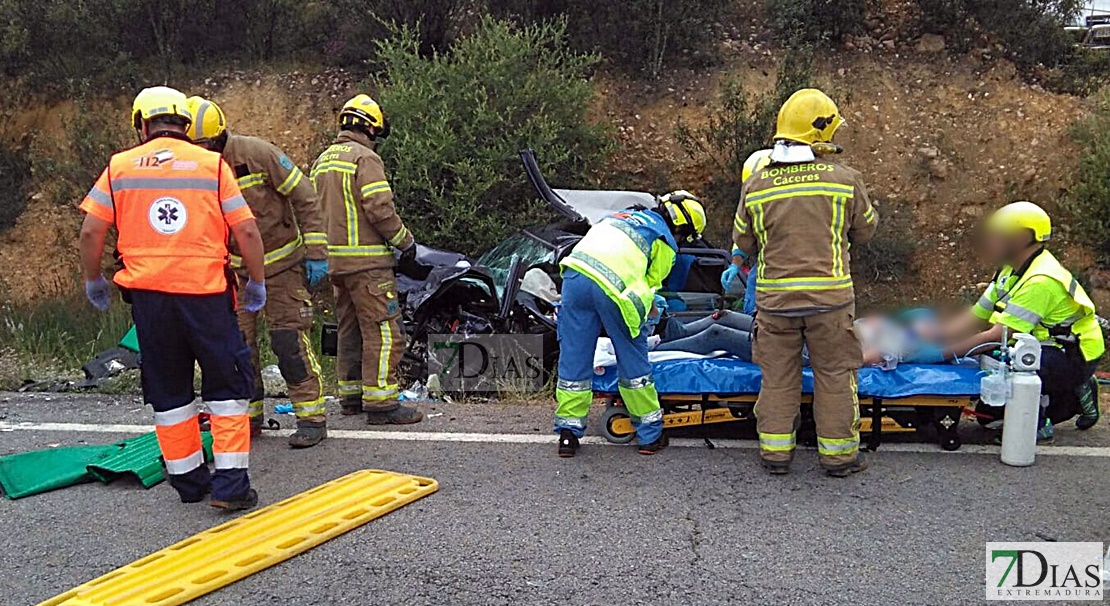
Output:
(40, 470), (438, 606)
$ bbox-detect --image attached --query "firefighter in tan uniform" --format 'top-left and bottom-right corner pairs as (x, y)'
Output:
(311, 94), (423, 425)
(186, 97), (330, 448)
(733, 89), (878, 477)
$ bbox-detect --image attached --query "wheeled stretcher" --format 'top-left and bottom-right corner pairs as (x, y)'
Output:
(593, 359), (982, 451)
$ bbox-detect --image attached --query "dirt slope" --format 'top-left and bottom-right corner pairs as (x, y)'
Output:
(0, 45), (1097, 308)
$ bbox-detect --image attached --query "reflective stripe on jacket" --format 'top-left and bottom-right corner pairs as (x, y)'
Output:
(973, 248), (1105, 362)
(560, 210), (678, 338)
(79, 134), (254, 295)
(733, 158), (877, 314)
(222, 133), (326, 278)
(310, 130), (414, 275)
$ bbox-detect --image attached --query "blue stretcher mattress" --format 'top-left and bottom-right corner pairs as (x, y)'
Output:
(593, 358), (982, 399)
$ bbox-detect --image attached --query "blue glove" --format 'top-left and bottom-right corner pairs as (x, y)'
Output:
(645, 295), (667, 329)
(304, 259), (328, 288)
(721, 264), (740, 291)
(243, 278), (267, 313)
(905, 345), (945, 365)
(85, 276), (111, 312)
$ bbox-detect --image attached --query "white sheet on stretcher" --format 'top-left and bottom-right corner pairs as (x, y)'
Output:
(592, 337), (729, 369)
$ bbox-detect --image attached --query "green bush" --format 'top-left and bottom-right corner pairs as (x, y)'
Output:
(375, 17), (614, 256)
(916, 0), (1081, 71)
(1064, 89), (1110, 265)
(767, 0), (867, 46)
(487, 0), (724, 78)
(1048, 49), (1110, 97)
(768, 0), (870, 46)
(0, 139), (31, 231)
(674, 49), (814, 222)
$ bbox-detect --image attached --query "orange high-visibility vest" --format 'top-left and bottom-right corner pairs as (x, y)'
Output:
(80, 134), (254, 295)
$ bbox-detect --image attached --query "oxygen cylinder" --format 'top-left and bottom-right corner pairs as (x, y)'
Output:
(1000, 372), (1042, 467)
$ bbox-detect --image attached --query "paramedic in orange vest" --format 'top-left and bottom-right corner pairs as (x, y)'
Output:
(78, 86), (267, 511)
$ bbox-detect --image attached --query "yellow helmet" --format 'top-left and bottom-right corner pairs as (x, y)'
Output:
(339, 94), (387, 134)
(660, 190), (707, 241)
(131, 86), (191, 130)
(185, 96), (227, 143)
(775, 88), (844, 145)
(987, 201), (1052, 243)
(741, 149), (773, 182)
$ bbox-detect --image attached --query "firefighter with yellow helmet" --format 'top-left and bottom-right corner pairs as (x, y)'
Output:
(311, 94), (423, 425)
(918, 201), (1103, 439)
(186, 96), (330, 448)
(733, 88), (878, 477)
(554, 191), (707, 457)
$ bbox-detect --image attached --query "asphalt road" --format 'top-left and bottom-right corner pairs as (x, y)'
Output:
(1, 392), (1108, 606)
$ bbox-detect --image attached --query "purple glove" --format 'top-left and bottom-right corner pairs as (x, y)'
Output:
(85, 276), (111, 312)
(243, 278), (267, 312)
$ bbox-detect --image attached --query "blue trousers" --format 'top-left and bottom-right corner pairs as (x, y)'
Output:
(555, 271), (662, 444)
(131, 289), (254, 502)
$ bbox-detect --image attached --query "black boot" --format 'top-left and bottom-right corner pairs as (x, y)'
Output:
(210, 488), (259, 511)
(288, 420), (327, 448)
(366, 403), (424, 425)
(761, 457), (792, 476)
(558, 429), (579, 458)
(340, 397), (362, 416)
(1075, 376), (1100, 430)
(824, 453), (869, 478)
(637, 434), (669, 455)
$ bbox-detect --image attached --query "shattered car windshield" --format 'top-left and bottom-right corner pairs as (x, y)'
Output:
(477, 232), (557, 296)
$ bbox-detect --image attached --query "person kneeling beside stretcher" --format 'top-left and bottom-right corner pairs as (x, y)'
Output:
(554, 191), (707, 458)
(908, 201), (1103, 440)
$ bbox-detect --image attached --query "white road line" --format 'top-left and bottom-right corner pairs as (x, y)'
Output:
(4, 421), (1110, 457)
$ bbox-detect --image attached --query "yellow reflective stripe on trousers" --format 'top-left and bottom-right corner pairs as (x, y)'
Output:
(342, 173), (358, 246)
(338, 380), (362, 396)
(377, 320), (392, 391)
(230, 234), (304, 268)
(248, 400), (264, 418)
(818, 435), (859, 456)
(237, 173), (267, 190)
(759, 432), (796, 452)
(293, 397), (326, 418)
(302, 333), (323, 379)
(276, 167), (305, 196)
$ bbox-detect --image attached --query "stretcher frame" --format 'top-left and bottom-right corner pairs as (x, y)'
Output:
(597, 392), (973, 451)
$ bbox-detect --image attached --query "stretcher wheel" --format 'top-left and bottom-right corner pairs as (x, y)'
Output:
(601, 405), (634, 444)
(940, 434), (961, 451)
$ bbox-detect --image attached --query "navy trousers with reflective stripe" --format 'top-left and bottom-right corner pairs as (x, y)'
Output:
(131, 289), (254, 501)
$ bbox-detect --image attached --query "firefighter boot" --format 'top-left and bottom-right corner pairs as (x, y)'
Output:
(340, 396), (362, 416)
(365, 401), (424, 425)
(288, 420), (327, 448)
(1075, 376), (1100, 430)
(824, 453), (868, 478)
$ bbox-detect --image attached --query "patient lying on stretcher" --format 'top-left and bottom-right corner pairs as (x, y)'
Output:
(648, 300), (942, 369)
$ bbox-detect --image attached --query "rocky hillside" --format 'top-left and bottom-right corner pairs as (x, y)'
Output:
(0, 25), (1100, 310)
